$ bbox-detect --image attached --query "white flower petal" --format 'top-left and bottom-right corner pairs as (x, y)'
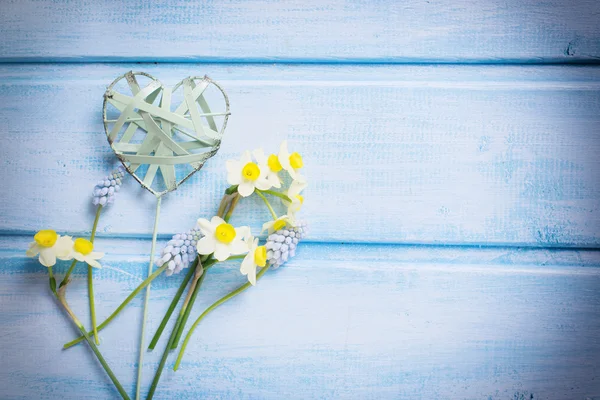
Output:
(262, 220), (274, 233)
(39, 248), (56, 267)
(225, 159), (241, 173)
(73, 252), (85, 262)
(240, 253), (257, 286)
(278, 141), (291, 170)
(289, 179), (308, 195)
(89, 252), (104, 260)
(235, 226), (252, 241)
(255, 177), (272, 191)
(287, 168), (298, 180)
(238, 181), (255, 197)
(197, 236), (216, 255)
(267, 174), (281, 188)
(240, 150), (253, 164)
(25, 242), (40, 257)
(197, 218), (215, 235)
(227, 170), (242, 185)
(55, 236), (74, 260)
(210, 216), (226, 226)
(213, 243), (230, 261)
(252, 148), (267, 164)
(230, 238), (250, 255)
(86, 257), (102, 269)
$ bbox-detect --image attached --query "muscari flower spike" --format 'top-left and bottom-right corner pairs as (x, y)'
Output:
(155, 227), (203, 276)
(265, 221), (308, 269)
(92, 166), (126, 207)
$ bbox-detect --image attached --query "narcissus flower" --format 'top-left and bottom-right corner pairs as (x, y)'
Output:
(26, 230), (74, 267)
(278, 140), (304, 180)
(253, 148), (281, 189)
(72, 238), (104, 268)
(262, 215), (296, 234)
(240, 236), (267, 285)
(283, 179), (307, 217)
(196, 216), (250, 261)
(226, 151), (271, 197)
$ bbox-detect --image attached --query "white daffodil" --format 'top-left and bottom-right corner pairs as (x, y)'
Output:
(196, 216), (250, 261)
(278, 140), (304, 180)
(26, 230), (74, 267)
(283, 179), (308, 217)
(226, 150), (272, 197)
(262, 215), (296, 235)
(253, 148), (281, 189)
(240, 236), (267, 286)
(72, 238), (104, 268)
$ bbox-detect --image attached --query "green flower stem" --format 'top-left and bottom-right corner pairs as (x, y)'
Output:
(48, 266), (57, 296)
(59, 259), (78, 288)
(90, 205), (102, 242)
(216, 193), (233, 219)
(63, 264), (168, 349)
(148, 260), (197, 350)
(255, 190), (278, 220)
(170, 264), (207, 350)
(223, 193), (240, 223)
(225, 185), (239, 195)
(57, 288), (130, 400)
(88, 264), (99, 344)
(257, 189), (291, 203)
(88, 205), (103, 344)
(173, 265), (271, 371)
(146, 314), (183, 400)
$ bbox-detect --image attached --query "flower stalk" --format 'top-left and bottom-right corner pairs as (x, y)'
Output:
(63, 263), (169, 349)
(88, 204), (103, 344)
(170, 261), (207, 349)
(56, 286), (130, 399)
(148, 261), (196, 350)
(173, 265), (271, 370)
(255, 190), (278, 220)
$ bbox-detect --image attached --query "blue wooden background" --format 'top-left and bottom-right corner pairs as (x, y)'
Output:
(1, 1), (599, 399)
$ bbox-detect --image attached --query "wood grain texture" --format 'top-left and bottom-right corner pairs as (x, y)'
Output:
(2, 238), (599, 399)
(1, 64), (599, 246)
(0, 0), (599, 63)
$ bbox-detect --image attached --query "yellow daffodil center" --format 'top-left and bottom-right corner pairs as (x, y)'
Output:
(268, 154), (282, 172)
(254, 246), (267, 267)
(215, 223), (236, 244)
(74, 238), (94, 255)
(296, 194), (304, 204)
(242, 162), (260, 181)
(289, 152), (303, 169)
(34, 230), (58, 248)
(273, 219), (287, 231)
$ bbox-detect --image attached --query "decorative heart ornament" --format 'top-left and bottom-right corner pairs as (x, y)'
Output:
(103, 71), (230, 196)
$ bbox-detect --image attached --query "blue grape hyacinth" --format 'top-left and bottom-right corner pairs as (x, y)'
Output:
(155, 228), (203, 276)
(92, 166), (126, 207)
(265, 221), (308, 269)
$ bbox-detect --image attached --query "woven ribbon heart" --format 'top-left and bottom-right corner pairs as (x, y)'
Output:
(103, 71), (230, 196)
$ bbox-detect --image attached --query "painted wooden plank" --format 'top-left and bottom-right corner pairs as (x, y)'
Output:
(0, 0), (599, 63)
(1, 64), (599, 246)
(2, 239), (599, 399)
